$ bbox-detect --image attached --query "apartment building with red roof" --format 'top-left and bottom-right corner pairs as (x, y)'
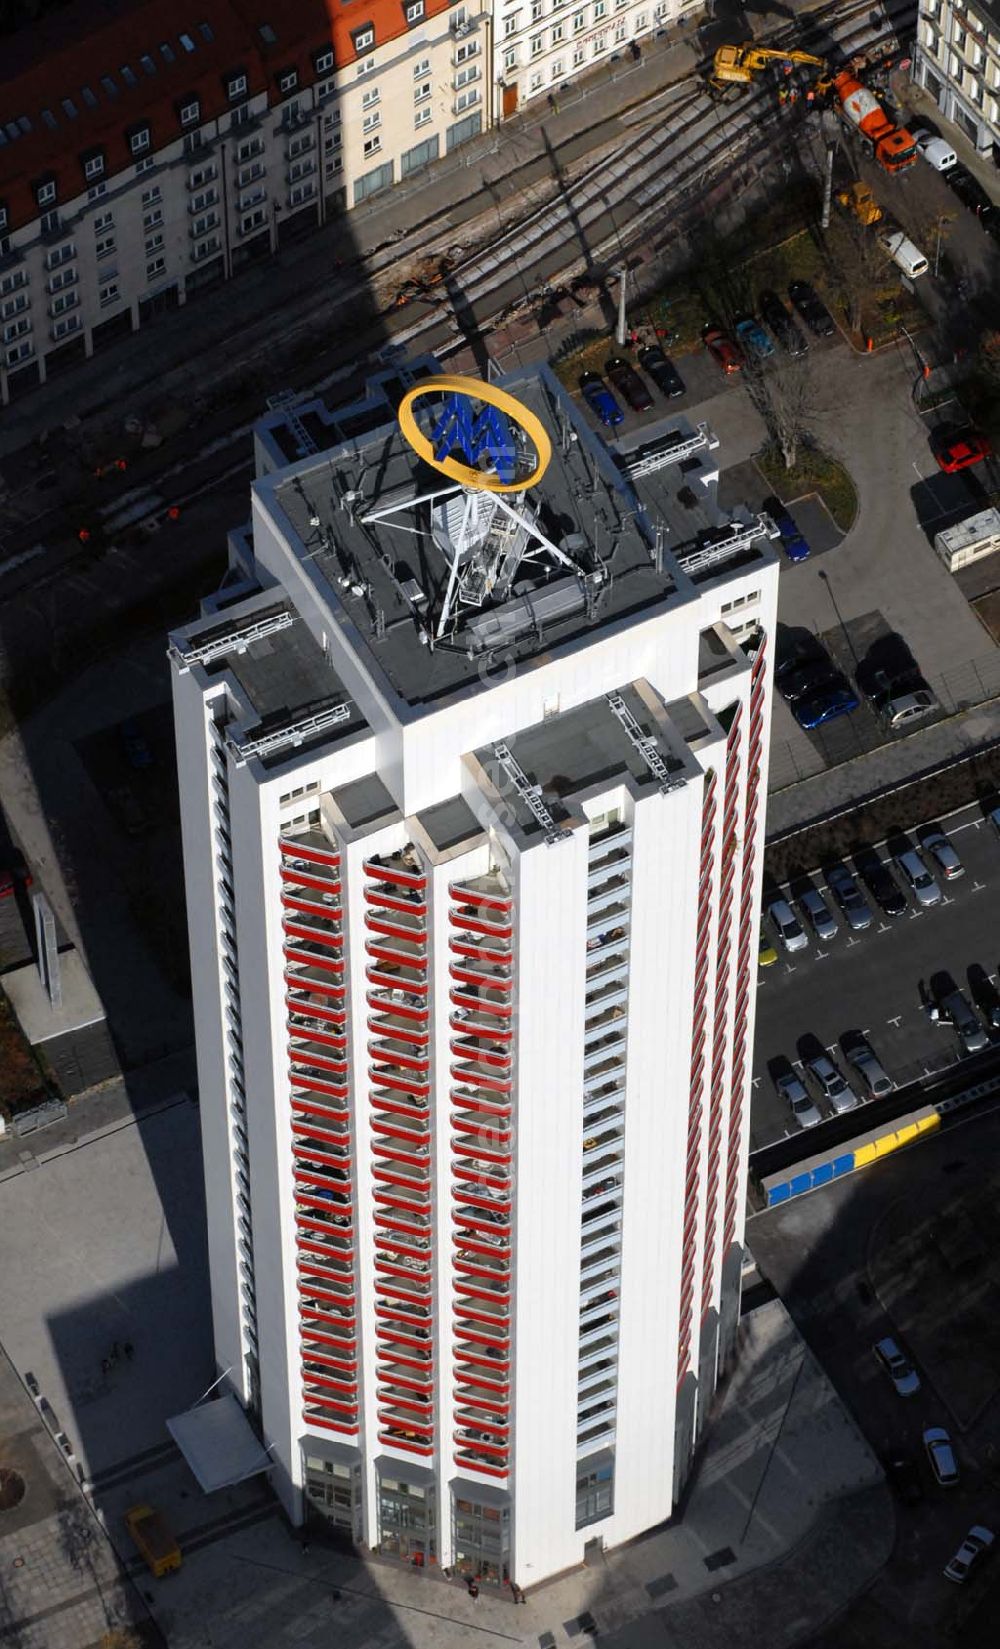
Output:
(0, 0), (488, 401)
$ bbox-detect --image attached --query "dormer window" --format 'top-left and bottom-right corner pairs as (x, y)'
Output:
(128, 124), (152, 155)
(278, 67), (299, 93)
(405, 0), (425, 20)
(0, 202), (9, 232)
(179, 96), (201, 126)
(226, 70), (248, 99)
(352, 24), (375, 52)
(34, 176), (57, 207)
(313, 47), (335, 73)
(82, 150), (105, 181)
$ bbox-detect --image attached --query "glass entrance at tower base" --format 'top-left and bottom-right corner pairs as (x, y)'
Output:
(450, 1477), (511, 1585)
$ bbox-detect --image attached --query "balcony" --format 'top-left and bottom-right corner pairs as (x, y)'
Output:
(364, 849), (426, 891)
(588, 847), (632, 890)
(449, 872), (511, 911)
(282, 914), (342, 953)
(585, 930), (629, 970)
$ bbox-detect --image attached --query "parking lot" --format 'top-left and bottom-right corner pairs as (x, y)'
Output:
(750, 1104), (1000, 1648)
(752, 799), (1000, 1151)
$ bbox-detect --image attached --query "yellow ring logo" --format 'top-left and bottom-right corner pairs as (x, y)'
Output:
(397, 375), (552, 494)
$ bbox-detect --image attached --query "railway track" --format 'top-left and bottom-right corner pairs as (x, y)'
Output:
(376, 0), (910, 357)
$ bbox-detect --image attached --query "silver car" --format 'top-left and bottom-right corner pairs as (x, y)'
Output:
(940, 988), (990, 1054)
(918, 825), (964, 881)
(806, 1051), (858, 1113)
(825, 864), (873, 932)
(924, 1425), (959, 1486)
(873, 1336), (920, 1397)
(776, 1069), (822, 1129)
(798, 887), (838, 942)
(894, 847), (941, 908)
(944, 1525), (993, 1584)
(767, 897), (808, 954)
(843, 1035), (894, 1098)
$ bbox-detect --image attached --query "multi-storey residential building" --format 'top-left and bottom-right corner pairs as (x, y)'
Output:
(913, 0), (1000, 158)
(0, 0), (488, 404)
(494, 0), (697, 114)
(169, 359), (778, 1586)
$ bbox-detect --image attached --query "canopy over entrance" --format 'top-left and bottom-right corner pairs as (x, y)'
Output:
(167, 1394), (272, 1493)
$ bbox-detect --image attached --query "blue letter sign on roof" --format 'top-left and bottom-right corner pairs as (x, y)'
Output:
(430, 393), (518, 485)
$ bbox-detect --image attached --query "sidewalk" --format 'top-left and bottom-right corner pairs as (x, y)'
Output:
(150, 1296), (891, 1649)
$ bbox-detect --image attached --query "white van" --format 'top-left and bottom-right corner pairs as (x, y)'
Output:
(877, 228), (929, 278)
(914, 129), (957, 171)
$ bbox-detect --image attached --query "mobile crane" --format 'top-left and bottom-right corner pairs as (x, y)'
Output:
(709, 44), (829, 92)
(709, 43), (917, 173)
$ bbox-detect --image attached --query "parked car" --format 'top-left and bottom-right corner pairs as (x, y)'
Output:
(855, 850), (906, 917)
(924, 1426), (960, 1487)
(763, 496), (811, 563)
(767, 896), (808, 954)
(873, 1336), (920, 1397)
(876, 227), (929, 278)
(758, 926), (778, 968)
(788, 279), (835, 338)
(798, 886), (838, 942)
(703, 323), (745, 375)
(917, 824), (964, 881)
(967, 963), (1000, 1029)
(121, 719), (154, 769)
(885, 1452), (923, 1505)
(913, 128), (957, 170)
(794, 682), (860, 729)
(932, 425), (991, 473)
(605, 355), (654, 413)
(759, 289), (808, 356)
(579, 371), (624, 428)
(826, 864), (873, 932)
(638, 344), (685, 399)
(938, 987), (990, 1054)
(864, 669), (937, 729)
(777, 658), (841, 703)
(841, 1030), (894, 1098)
(893, 847), (941, 908)
(944, 1526), (993, 1584)
(805, 1050), (857, 1113)
(944, 164), (996, 221)
(734, 314), (775, 361)
(776, 1068), (822, 1129)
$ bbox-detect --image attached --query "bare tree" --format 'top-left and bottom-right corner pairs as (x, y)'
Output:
(742, 354), (825, 471)
(831, 211), (891, 336)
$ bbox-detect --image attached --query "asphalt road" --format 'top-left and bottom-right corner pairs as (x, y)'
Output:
(751, 799), (1000, 1151)
(749, 1104), (1000, 1649)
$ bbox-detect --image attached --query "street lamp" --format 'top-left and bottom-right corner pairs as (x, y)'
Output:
(615, 266), (628, 349)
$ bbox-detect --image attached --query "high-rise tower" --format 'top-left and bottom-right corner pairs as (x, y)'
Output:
(170, 358), (778, 1585)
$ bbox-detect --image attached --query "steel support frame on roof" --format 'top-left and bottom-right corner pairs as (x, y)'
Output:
(674, 514), (776, 576)
(492, 742), (571, 847)
(606, 691), (687, 794)
(170, 608), (296, 672)
(227, 701), (353, 765)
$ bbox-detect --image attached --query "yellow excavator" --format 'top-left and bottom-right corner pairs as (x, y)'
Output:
(710, 43), (830, 92)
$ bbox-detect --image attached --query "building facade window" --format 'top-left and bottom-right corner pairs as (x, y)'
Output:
(377, 1474), (436, 1563)
(146, 255), (167, 280)
(575, 1452), (615, 1529)
(99, 280), (120, 307)
(401, 133), (440, 175)
(354, 159), (393, 202)
(451, 1494), (511, 1585)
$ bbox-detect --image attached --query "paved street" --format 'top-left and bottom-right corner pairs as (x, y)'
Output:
(752, 799), (1000, 1150)
(749, 1104), (1000, 1648)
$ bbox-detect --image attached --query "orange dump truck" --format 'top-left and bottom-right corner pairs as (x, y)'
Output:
(124, 1504), (182, 1577)
(833, 72), (917, 173)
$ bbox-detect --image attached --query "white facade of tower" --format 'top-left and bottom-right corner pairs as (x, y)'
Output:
(171, 363), (778, 1586)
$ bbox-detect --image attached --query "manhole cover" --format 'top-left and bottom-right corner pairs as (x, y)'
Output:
(0, 1470), (25, 1511)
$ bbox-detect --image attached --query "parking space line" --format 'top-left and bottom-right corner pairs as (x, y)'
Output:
(971, 881), (986, 893)
(886, 1015), (903, 1028)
